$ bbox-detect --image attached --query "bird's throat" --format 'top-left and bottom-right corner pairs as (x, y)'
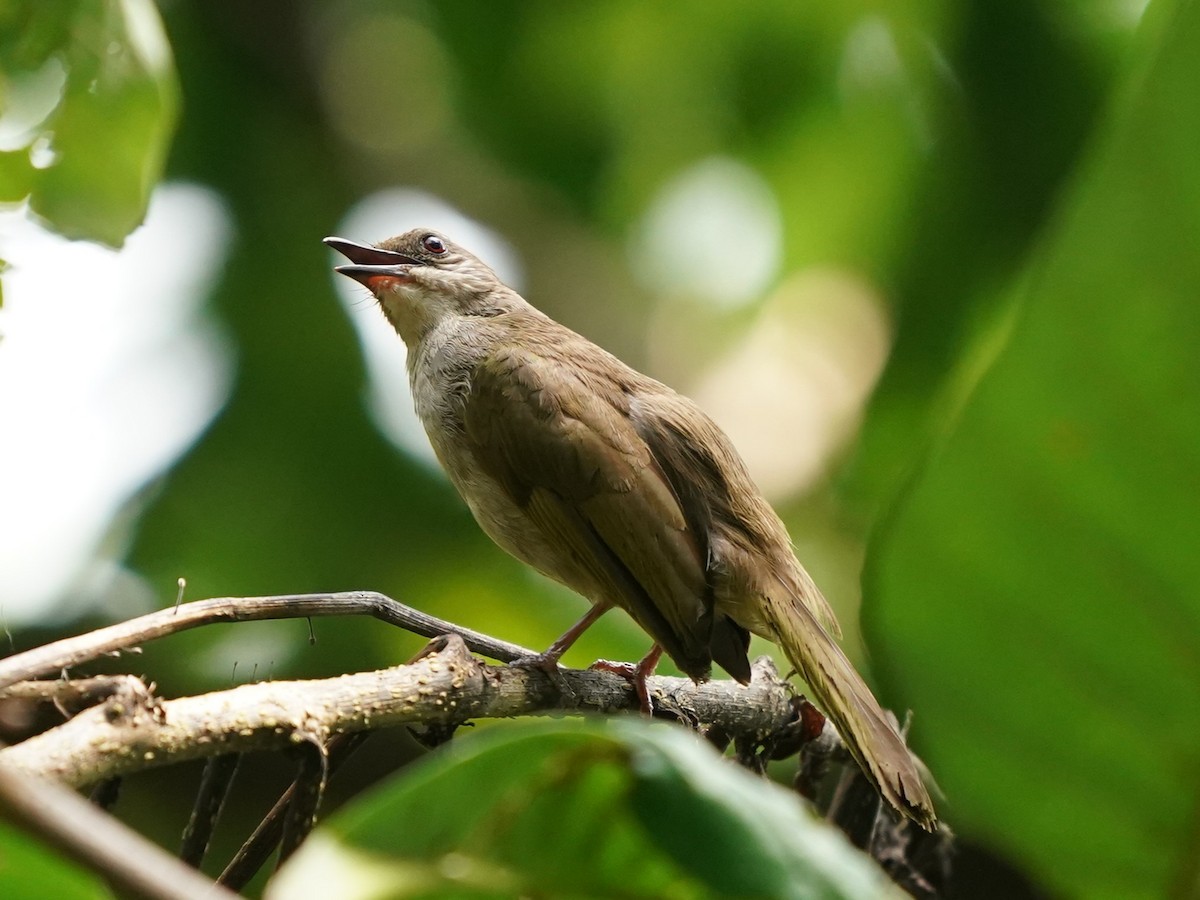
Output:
(377, 284), (446, 348)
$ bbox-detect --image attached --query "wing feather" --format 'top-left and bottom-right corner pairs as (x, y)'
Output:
(462, 346), (716, 678)
(629, 392), (842, 638)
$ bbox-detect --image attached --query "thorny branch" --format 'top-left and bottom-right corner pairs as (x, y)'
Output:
(0, 591), (534, 690)
(0, 593), (947, 897)
(0, 633), (799, 786)
(0, 592), (810, 787)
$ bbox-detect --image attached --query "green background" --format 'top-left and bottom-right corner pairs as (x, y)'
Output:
(2, 0), (1198, 897)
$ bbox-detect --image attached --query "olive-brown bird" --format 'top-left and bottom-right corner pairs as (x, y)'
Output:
(327, 229), (935, 828)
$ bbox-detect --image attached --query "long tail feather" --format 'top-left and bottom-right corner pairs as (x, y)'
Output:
(763, 594), (937, 829)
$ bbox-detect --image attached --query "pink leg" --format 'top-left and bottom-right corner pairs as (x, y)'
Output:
(511, 603), (610, 673)
(590, 644), (664, 715)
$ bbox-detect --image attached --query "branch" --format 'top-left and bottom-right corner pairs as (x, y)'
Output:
(0, 592), (535, 690)
(0, 674), (154, 724)
(0, 635), (798, 787)
(0, 763), (237, 900)
(218, 732), (368, 890)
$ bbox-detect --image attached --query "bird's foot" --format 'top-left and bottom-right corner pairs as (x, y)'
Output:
(507, 652), (575, 702)
(589, 658), (656, 715)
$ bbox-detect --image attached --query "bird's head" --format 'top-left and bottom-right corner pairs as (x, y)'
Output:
(326, 229), (509, 344)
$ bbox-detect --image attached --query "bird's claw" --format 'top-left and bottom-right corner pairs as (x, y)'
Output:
(508, 653), (575, 702)
(589, 658), (655, 715)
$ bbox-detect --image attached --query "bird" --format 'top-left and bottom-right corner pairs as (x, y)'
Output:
(326, 228), (936, 828)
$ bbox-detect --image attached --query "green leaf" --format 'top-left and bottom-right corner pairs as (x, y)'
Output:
(0, 148), (35, 202)
(625, 724), (896, 899)
(0, 0), (178, 246)
(0, 819), (113, 900)
(270, 720), (901, 900)
(0, 1), (82, 72)
(867, 2), (1200, 898)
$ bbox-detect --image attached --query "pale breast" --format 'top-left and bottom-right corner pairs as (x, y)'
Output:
(408, 320), (597, 599)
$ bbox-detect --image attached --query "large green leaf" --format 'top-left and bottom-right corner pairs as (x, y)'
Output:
(867, 1), (1200, 897)
(269, 720), (902, 899)
(0, 0), (177, 247)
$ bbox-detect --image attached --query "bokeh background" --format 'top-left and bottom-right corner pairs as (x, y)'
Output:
(2, 1), (1198, 898)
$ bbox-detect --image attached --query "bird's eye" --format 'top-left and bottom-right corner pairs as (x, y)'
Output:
(422, 234), (446, 255)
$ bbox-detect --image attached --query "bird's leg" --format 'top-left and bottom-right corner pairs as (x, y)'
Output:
(590, 644), (664, 715)
(508, 604), (611, 698)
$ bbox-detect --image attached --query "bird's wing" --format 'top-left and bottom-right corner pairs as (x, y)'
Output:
(629, 390), (842, 638)
(462, 346), (715, 678)
(630, 392), (936, 825)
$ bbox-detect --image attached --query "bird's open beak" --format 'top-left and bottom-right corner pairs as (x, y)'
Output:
(324, 236), (420, 288)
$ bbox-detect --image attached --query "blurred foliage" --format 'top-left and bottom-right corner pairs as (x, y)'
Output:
(0, 0), (177, 249)
(271, 719), (902, 900)
(2, 0), (1197, 897)
(869, 1), (1200, 897)
(0, 818), (111, 899)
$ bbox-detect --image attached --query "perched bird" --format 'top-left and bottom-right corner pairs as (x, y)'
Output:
(327, 229), (935, 828)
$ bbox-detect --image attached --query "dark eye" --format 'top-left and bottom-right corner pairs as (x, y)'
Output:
(422, 234), (446, 255)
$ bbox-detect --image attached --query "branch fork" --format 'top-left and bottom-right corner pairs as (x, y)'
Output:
(0, 631), (798, 787)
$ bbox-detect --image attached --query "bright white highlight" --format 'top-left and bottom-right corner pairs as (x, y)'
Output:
(0, 183), (234, 622)
(689, 269), (892, 501)
(630, 157), (782, 310)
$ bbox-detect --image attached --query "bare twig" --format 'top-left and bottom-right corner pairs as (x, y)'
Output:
(0, 636), (797, 787)
(0, 592), (536, 690)
(219, 731), (368, 890)
(88, 777), (122, 811)
(179, 753), (240, 868)
(0, 594), (941, 895)
(0, 674), (151, 712)
(0, 763), (238, 900)
(277, 743), (326, 867)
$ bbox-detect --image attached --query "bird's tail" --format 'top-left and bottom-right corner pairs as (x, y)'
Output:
(762, 591), (937, 829)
